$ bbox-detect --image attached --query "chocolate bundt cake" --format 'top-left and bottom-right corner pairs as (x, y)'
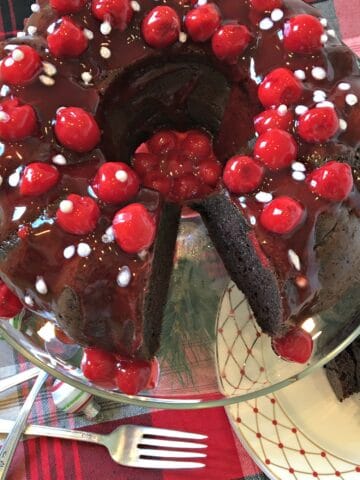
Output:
(0, 0), (359, 364)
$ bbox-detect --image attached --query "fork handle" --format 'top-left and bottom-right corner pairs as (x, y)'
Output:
(0, 419), (104, 445)
(0, 370), (48, 480)
(0, 367), (40, 394)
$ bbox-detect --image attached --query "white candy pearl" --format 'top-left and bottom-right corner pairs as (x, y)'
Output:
(52, 154), (67, 166)
(63, 245), (75, 259)
(35, 276), (48, 295)
(345, 93), (358, 106)
(311, 67), (327, 80)
(117, 266), (132, 287)
(255, 192), (273, 203)
(115, 170), (128, 182)
(59, 200), (73, 213)
(77, 243), (91, 258)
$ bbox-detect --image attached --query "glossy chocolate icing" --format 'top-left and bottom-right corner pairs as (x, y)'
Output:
(0, 0), (359, 354)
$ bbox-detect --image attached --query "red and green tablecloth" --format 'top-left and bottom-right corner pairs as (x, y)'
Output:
(0, 1), (359, 479)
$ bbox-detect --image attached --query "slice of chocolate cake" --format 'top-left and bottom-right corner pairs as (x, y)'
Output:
(325, 336), (360, 402)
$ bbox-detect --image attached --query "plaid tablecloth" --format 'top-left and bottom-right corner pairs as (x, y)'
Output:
(0, 1), (359, 479)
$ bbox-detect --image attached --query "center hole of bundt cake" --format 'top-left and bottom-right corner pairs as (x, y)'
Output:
(131, 129), (222, 202)
(98, 57), (230, 203)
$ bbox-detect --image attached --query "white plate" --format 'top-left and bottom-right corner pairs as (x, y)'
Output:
(226, 369), (359, 480)
(217, 283), (360, 479)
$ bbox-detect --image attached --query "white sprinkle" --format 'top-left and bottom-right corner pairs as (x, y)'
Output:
(31, 3), (40, 12)
(47, 23), (56, 34)
(115, 170), (128, 182)
(102, 226), (115, 243)
(100, 20), (112, 35)
(24, 295), (34, 307)
(250, 215), (257, 226)
(59, 200), (73, 213)
(28, 26), (37, 35)
(179, 31), (187, 43)
(295, 105), (308, 116)
(35, 276), (48, 295)
(255, 191), (273, 203)
(311, 67), (327, 80)
(8, 171), (20, 187)
(100, 46), (111, 59)
(345, 93), (358, 106)
(288, 249), (301, 271)
(39, 74), (55, 86)
(16, 32), (26, 38)
(292, 171), (306, 182)
(320, 33), (328, 44)
(0, 111), (10, 122)
(292, 162), (306, 172)
(42, 62), (57, 77)
(81, 71), (93, 84)
(320, 18), (328, 27)
(198, 0), (207, 5)
(138, 249), (148, 260)
(313, 89), (327, 101)
(12, 49), (25, 62)
(52, 154), (67, 165)
(77, 242), (91, 258)
(117, 266), (131, 288)
(271, 8), (284, 22)
(327, 29), (336, 38)
(338, 82), (351, 91)
(316, 101), (335, 109)
(259, 18), (274, 31)
(277, 104), (288, 116)
(63, 245), (75, 259)
(0, 85), (10, 97)
(130, 0), (140, 11)
(84, 28), (94, 40)
(339, 119), (348, 131)
(294, 69), (306, 81)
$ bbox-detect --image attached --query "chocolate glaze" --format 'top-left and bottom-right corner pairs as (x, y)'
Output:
(0, 0), (359, 354)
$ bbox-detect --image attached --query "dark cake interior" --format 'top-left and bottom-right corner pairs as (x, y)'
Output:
(0, 0), (359, 363)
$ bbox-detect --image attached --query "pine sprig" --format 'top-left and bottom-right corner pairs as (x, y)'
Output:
(159, 257), (221, 384)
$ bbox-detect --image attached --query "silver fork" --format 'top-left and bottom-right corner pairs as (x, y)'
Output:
(0, 420), (207, 469)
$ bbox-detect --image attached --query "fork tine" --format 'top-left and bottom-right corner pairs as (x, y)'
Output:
(140, 426), (207, 440)
(133, 459), (205, 469)
(139, 438), (207, 449)
(138, 449), (207, 459)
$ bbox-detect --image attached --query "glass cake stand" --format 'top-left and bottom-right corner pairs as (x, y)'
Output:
(1, 214), (359, 410)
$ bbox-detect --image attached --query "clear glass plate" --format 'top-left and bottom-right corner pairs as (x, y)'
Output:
(0, 214), (359, 409)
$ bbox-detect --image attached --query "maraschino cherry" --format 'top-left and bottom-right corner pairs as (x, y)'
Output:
(92, 0), (133, 31)
(142, 6), (180, 49)
(56, 194), (100, 235)
(212, 24), (251, 63)
(272, 328), (313, 364)
(260, 196), (304, 235)
(48, 17), (88, 57)
(55, 107), (101, 153)
(254, 108), (294, 134)
(0, 281), (23, 319)
(112, 203), (156, 254)
(50, 0), (87, 14)
(185, 4), (221, 42)
(92, 162), (140, 203)
(115, 357), (159, 395)
(147, 130), (178, 155)
(20, 163), (60, 196)
(283, 14), (324, 54)
(0, 98), (37, 142)
(254, 129), (298, 170)
(81, 347), (117, 387)
(0, 46), (42, 85)
(223, 156), (264, 194)
(297, 107), (339, 143)
(258, 68), (303, 108)
(307, 161), (353, 201)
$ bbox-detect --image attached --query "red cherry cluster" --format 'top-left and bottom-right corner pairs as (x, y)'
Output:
(81, 347), (159, 395)
(55, 107), (101, 153)
(283, 14), (325, 54)
(56, 194), (100, 235)
(141, 4), (251, 63)
(132, 129), (222, 203)
(307, 161), (353, 202)
(92, 162), (140, 204)
(21, 163), (60, 196)
(0, 280), (23, 319)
